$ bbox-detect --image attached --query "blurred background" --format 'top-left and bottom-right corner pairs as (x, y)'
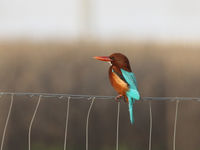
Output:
(0, 0), (200, 150)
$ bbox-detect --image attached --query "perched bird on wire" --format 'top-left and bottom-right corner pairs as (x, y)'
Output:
(94, 53), (140, 124)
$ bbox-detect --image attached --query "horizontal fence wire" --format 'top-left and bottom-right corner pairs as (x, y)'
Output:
(0, 92), (200, 101)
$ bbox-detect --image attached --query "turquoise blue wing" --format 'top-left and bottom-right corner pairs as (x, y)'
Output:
(120, 69), (140, 100)
(120, 69), (138, 89)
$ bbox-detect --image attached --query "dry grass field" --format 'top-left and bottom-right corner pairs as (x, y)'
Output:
(0, 41), (199, 150)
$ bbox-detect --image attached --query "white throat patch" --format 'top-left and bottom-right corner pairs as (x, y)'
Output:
(108, 62), (112, 66)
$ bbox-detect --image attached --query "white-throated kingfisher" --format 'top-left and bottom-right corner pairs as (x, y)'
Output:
(94, 53), (140, 124)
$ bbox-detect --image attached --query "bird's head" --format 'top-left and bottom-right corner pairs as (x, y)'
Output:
(93, 53), (131, 70)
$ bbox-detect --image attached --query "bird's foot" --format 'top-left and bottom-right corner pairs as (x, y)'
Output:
(123, 97), (128, 103)
(115, 95), (123, 102)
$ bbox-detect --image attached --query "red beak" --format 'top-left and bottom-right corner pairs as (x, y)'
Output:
(93, 56), (111, 62)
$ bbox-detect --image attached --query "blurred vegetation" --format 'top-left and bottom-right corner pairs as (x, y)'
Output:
(0, 41), (200, 150)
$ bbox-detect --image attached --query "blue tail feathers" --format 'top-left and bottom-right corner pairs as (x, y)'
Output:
(127, 89), (140, 124)
(128, 97), (134, 124)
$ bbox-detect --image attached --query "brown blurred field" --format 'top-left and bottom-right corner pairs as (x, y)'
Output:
(0, 41), (200, 150)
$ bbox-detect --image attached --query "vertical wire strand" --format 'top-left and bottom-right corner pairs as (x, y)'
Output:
(173, 100), (179, 150)
(116, 102), (120, 150)
(28, 95), (42, 150)
(148, 101), (152, 150)
(86, 97), (95, 150)
(64, 97), (70, 150)
(0, 94), (14, 150)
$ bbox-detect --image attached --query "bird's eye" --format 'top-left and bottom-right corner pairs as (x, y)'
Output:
(110, 56), (114, 60)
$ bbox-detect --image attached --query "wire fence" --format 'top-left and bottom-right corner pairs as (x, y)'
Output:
(0, 92), (198, 150)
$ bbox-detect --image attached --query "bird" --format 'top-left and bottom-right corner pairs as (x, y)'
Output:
(94, 53), (140, 124)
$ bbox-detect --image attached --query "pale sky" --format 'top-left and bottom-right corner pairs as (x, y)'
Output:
(0, 0), (200, 41)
